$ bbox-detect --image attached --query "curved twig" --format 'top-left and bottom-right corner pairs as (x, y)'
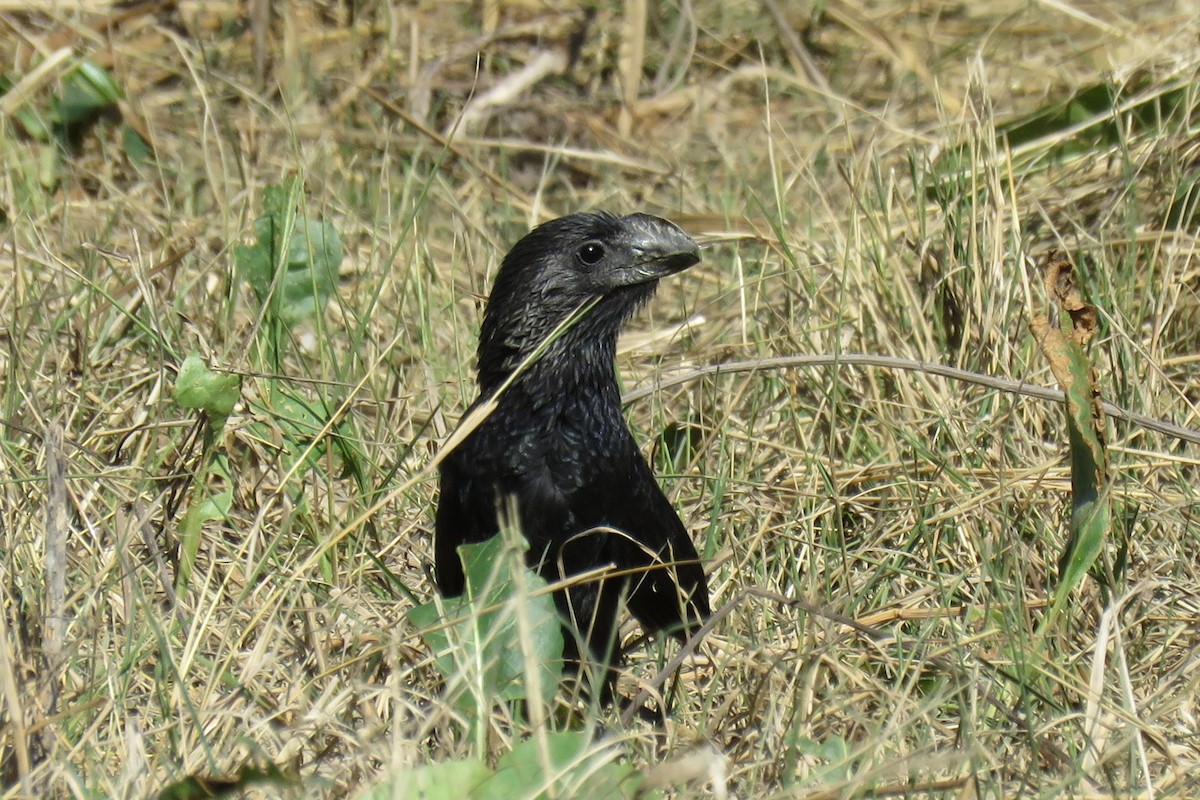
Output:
(623, 353), (1200, 446)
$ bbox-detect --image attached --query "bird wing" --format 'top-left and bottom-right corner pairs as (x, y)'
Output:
(567, 449), (710, 638)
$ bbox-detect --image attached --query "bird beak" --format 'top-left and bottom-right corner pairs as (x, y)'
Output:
(621, 214), (702, 284)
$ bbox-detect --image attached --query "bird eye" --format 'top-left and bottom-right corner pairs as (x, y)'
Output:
(576, 242), (605, 266)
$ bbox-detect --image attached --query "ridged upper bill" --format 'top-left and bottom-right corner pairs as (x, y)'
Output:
(617, 213), (701, 285)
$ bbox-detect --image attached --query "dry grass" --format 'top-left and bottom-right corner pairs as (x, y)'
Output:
(3, 1), (1200, 797)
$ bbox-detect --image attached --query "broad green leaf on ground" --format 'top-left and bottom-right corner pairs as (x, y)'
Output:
(266, 381), (328, 450)
(235, 181), (344, 328)
(173, 353), (241, 419)
(789, 735), (852, 787)
(484, 732), (650, 800)
(355, 759), (491, 800)
(408, 532), (563, 713)
(356, 734), (652, 800)
(249, 382), (365, 487)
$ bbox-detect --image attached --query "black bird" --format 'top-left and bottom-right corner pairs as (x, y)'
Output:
(435, 211), (711, 693)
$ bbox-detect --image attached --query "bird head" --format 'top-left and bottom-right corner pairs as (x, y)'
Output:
(476, 212), (700, 389)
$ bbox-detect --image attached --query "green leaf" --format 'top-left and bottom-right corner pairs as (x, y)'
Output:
(172, 353), (241, 418)
(357, 735), (652, 800)
(1164, 170), (1200, 231)
(485, 733), (640, 800)
(355, 760), (491, 800)
(1054, 342), (1108, 601)
(234, 181), (344, 328)
(992, 81), (1122, 154)
(1060, 497), (1110, 593)
(261, 381), (337, 478)
(1, 72), (52, 141)
(657, 420), (703, 469)
(408, 532), (563, 714)
(269, 382), (326, 441)
(930, 76), (1194, 194)
(790, 735), (852, 785)
(122, 123), (154, 163)
(73, 61), (123, 104)
(1030, 255), (1112, 621)
(177, 490), (232, 591)
(154, 762), (295, 800)
(56, 61), (122, 128)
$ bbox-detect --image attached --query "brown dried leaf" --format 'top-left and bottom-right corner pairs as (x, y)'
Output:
(1031, 251), (1106, 456)
(1042, 250), (1098, 347)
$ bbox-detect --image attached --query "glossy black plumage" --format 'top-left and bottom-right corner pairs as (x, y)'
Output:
(435, 211), (710, 686)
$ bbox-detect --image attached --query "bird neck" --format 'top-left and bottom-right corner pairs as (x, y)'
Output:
(478, 329), (620, 401)
(475, 281), (658, 394)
